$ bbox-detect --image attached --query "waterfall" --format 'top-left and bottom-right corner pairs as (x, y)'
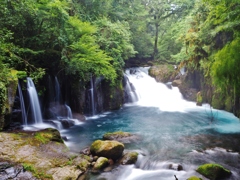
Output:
(54, 76), (61, 103)
(125, 67), (196, 112)
(27, 77), (43, 124)
(65, 104), (73, 119)
(90, 76), (95, 115)
(18, 82), (27, 125)
(124, 74), (138, 103)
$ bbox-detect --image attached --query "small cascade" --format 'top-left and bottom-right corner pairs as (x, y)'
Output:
(54, 76), (61, 103)
(123, 74), (138, 103)
(65, 104), (73, 119)
(90, 75), (95, 115)
(17, 82), (27, 125)
(125, 67), (196, 112)
(27, 77), (43, 124)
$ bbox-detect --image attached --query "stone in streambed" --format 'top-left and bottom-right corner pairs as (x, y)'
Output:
(90, 140), (124, 160)
(119, 152), (138, 165)
(196, 163), (231, 180)
(93, 157), (109, 171)
(103, 131), (140, 143)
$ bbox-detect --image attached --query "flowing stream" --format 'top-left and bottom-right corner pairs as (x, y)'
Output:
(61, 67), (240, 180)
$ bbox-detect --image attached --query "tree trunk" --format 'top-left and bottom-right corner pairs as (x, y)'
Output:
(153, 23), (159, 59)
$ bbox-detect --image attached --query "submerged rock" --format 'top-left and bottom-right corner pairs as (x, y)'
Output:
(119, 152), (138, 165)
(169, 163), (183, 171)
(90, 140), (124, 160)
(103, 131), (140, 143)
(196, 163), (231, 180)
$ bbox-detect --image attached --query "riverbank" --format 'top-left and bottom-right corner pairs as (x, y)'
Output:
(0, 128), (88, 179)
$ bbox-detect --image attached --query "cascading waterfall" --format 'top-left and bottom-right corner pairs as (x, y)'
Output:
(123, 74), (138, 103)
(27, 77), (43, 124)
(17, 81), (27, 125)
(90, 75), (95, 115)
(125, 67), (196, 111)
(65, 104), (73, 119)
(54, 76), (61, 103)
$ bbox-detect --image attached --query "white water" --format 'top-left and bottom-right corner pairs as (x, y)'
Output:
(27, 77), (43, 124)
(18, 82), (27, 125)
(125, 67), (196, 112)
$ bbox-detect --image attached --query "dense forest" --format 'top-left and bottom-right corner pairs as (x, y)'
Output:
(0, 0), (240, 127)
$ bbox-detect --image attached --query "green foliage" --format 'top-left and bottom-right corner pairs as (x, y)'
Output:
(94, 18), (137, 73)
(211, 38), (240, 90)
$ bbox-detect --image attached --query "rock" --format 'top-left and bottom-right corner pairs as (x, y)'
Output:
(36, 128), (64, 143)
(73, 157), (91, 171)
(93, 157), (109, 170)
(148, 65), (176, 83)
(80, 147), (91, 155)
(169, 163), (183, 171)
(90, 140), (124, 160)
(103, 166), (113, 172)
(119, 152), (138, 165)
(187, 176), (202, 180)
(103, 131), (140, 143)
(47, 166), (82, 180)
(0, 161), (36, 180)
(196, 163), (231, 180)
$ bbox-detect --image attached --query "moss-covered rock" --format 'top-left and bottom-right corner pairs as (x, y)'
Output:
(187, 176), (202, 180)
(34, 128), (64, 144)
(196, 163), (231, 180)
(119, 152), (138, 165)
(93, 157), (109, 170)
(90, 140), (124, 160)
(149, 64), (176, 83)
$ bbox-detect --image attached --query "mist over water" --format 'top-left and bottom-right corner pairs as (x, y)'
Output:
(61, 67), (240, 180)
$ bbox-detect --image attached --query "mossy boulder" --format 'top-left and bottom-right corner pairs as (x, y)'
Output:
(187, 176), (202, 180)
(103, 131), (140, 143)
(149, 65), (176, 83)
(196, 163), (231, 180)
(93, 157), (109, 170)
(119, 152), (138, 165)
(34, 128), (64, 144)
(90, 140), (124, 160)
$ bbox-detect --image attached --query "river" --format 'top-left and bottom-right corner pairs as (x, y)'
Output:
(61, 67), (240, 180)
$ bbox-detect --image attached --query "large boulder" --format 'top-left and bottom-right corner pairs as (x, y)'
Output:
(148, 65), (176, 83)
(90, 140), (124, 160)
(196, 163), (231, 180)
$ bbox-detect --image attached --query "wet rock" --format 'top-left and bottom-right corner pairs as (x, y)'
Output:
(196, 163), (231, 180)
(119, 152), (138, 165)
(80, 147), (91, 155)
(93, 157), (109, 171)
(90, 140), (124, 160)
(0, 161), (36, 180)
(148, 65), (176, 83)
(103, 131), (140, 143)
(169, 163), (183, 171)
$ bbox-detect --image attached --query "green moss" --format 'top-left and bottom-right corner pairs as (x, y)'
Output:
(23, 163), (53, 179)
(187, 176), (202, 180)
(34, 128), (63, 144)
(196, 163), (231, 180)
